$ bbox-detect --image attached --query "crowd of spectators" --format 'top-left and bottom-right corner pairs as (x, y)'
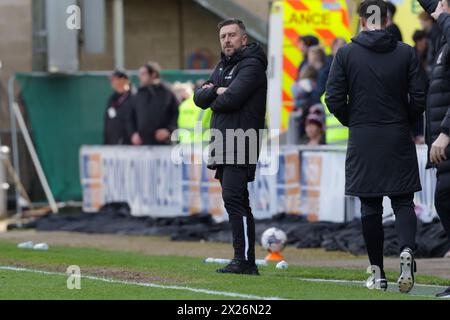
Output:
(102, 62), (208, 146)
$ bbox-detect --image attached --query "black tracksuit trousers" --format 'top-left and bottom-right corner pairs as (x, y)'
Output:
(359, 194), (417, 274)
(435, 171), (450, 243)
(215, 165), (256, 265)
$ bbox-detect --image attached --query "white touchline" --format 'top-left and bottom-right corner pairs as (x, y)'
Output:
(294, 277), (448, 298)
(2, 265), (445, 299)
(0, 266), (283, 300)
(295, 277), (448, 289)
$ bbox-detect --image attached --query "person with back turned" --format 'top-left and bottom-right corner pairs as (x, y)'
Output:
(194, 19), (268, 275)
(326, 0), (427, 293)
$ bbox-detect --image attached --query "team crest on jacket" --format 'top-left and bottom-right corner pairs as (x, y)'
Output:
(225, 66), (236, 80)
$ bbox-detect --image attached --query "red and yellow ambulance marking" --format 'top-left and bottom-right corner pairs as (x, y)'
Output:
(281, 0), (352, 130)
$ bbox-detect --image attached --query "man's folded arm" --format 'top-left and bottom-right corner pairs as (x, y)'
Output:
(194, 86), (217, 109)
(210, 61), (265, 113)
(193, 67), (220, 109)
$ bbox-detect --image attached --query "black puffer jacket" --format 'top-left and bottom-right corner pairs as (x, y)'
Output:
(427, 22), (443, 72)
(419, 0), (450, 174)
(326, 30), (427, 197)
(194, 43), (268, 181)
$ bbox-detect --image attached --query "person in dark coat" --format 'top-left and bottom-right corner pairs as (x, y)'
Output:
(194, 19), (267, 276)
(103, 70), (134, 145)
(127, 62), (179, 146)
(326, 0), (427, 293)
(418, 0), (450, 299)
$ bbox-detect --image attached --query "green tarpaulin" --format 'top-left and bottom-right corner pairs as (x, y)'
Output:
(16, 70), (210, 201)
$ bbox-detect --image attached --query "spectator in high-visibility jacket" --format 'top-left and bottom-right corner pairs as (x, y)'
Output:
(178, 95), (212, 144)
(321, 94), (349, 145)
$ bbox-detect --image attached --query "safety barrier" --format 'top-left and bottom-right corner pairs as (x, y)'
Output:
(80, 145), (437, 223)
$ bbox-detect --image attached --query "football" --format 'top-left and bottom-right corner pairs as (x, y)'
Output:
(261, 227), (287, 253)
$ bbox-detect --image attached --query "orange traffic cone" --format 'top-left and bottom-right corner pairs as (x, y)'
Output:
(265, 251), (284, 261)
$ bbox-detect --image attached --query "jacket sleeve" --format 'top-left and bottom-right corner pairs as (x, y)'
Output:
(193, 67), (219, 109)
(325, 49), (349, 127)
(166, 93), (180, 133)
(417, 0), (439, 15)
(442, 109), (450, 135)
(407, 48), (427, 124)
(437, 13), (450, 50)
(125, 96), (138, 137)
(194, 87), (217, 110)
(210, 59), (265, 113)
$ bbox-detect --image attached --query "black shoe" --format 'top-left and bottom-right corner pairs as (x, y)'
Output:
(436, 286), (450, 298)
(397, 247), (417, 294)
(216, 259), (260, 276)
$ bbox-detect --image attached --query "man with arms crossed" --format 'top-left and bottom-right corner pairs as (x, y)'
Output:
(194, 19), (267, 275)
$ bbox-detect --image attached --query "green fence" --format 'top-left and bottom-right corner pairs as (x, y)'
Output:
(16, 70), (211, 201)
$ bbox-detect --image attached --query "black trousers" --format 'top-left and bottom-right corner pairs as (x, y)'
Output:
(435, 171), (450, 243)
(359, 194), (417, 273)
(215, 165), (255, 264)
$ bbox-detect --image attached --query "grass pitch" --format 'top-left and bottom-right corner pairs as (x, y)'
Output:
(0, 240), (449, 300)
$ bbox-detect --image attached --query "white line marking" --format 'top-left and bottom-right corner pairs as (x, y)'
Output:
(0, 266), (283, 300)
(294, 277), (449, 298)
(2, 265), (447, 299)
(295, 277), (448, 289)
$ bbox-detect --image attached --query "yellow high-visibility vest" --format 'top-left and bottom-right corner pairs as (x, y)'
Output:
(321, 94), (349, 145)
(177, 95), (211, 144)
